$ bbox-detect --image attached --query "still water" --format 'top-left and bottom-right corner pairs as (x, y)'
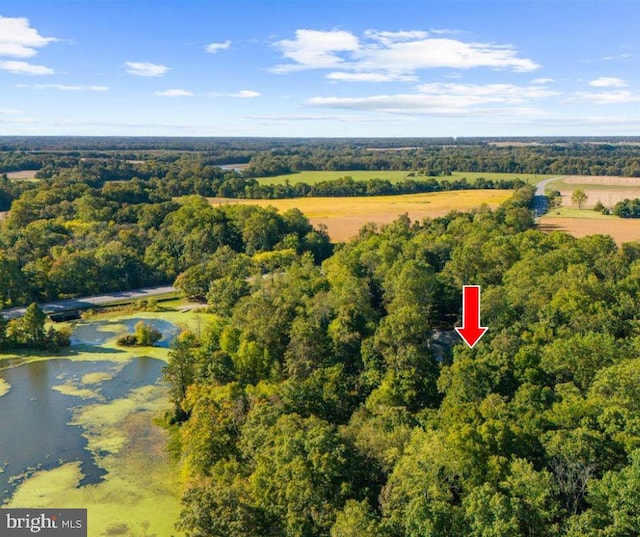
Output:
(0, 318), (175, 503)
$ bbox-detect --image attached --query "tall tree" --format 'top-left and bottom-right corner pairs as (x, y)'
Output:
(571, 189), (588, 210)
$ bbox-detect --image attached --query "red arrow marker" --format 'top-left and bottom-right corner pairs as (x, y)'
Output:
(455, 285), (488, 349)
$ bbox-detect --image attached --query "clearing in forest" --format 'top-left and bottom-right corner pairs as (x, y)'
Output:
(6, 170), (39, 180)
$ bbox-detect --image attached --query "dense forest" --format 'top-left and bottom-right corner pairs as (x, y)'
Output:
(158, 187), (640, 537)
(0, 178), (331, 307)
(4, 137), (640, 181)
(3, 138), (640, 535)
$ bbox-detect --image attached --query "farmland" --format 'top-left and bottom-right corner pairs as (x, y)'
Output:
(538, 215), (640, 243)
(544, 175), (640, 208)
(209, 189), (513, 241)
(537, 175), (640, 243)
(255, 169), (550, 186)
(6, 136), (640, 536)
(6, 170), (39, 181)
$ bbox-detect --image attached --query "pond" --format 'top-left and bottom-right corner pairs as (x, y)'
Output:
(0, 317), (176, 504)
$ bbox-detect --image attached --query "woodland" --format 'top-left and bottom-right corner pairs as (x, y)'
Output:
(2, 138), (640, 536)
(163, 185), (640, 537)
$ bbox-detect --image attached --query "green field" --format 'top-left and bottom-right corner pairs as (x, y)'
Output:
(255, 170), (552, 186)
(543, 207), (616, 219)
(545, 175), (640, 191)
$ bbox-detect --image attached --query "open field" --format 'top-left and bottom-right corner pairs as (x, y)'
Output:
(536, 178), (640, 244)
(544, 175), (640, 209)
(210, 189), (512, 242)
(6, 170), (39, 180)
(255, 170), (550, 186)
(542, 207), (613, 219)
(538, 215), (640, 244)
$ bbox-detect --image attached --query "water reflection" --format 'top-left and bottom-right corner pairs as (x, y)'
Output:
(0, 317), (175, 504)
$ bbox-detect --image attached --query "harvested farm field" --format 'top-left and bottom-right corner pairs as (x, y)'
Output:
(547, 175), (640, 209)
(538, 215), (640, 244)
(209, 189), (512, 242)
(6, 170), (39, 180)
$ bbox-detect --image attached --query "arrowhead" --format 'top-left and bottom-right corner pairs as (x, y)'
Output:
(455, 326), (488, 349)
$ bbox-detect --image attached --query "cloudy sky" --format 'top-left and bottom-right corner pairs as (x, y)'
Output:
(1, 0), (640, 137)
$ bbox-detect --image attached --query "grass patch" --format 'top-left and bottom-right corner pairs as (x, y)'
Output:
(0, 377), (10, 397)
(544, 208), (617, 219)
(255, 170), (550, 186)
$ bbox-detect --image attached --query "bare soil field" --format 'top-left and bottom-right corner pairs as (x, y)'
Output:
(6, 170), (38, 180)
(550, 175), (640, 209)
(537, 216), (640, 244)
(563, 176), (640, 186)
(209, 190), (512, 242)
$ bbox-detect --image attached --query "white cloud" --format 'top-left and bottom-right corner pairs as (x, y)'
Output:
(326, 71), (415, 82)
(532, 78), (554, 84)
(210, 90), (261, 98)
(126, 61), (169, 77)
(0, 61), (54, 75)
(307, 82), (556, 114)
(19, 83), (108, 91)
(589, 77), (628, 88)
(205, 40), (231, 53)
(0, 16), (58, 58)
(601, 53), (632, 61)
(272, 29), (360, 73)
(246, 113), (407, 123)
(236, 90), (260, 98)
(272, 28), (539, 79)
(363, 30), (429, 46)
(569, 90), (640, 105)
(357, 38), (538, 73)
(154, 88), (193, 97)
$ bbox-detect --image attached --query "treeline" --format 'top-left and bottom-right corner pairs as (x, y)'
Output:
(0, 169), (331, 308)
(236, 175), (526, 199)
(0, 303), (70, 350)
(613, 198), (640, 218)
(6, 139), (640, 182)
(161, 186), (640, 536)
(244, 143), (640, 177)
(1, 156), (526, 210)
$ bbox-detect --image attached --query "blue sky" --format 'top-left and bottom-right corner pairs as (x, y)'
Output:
(1, 0), (640, 137)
